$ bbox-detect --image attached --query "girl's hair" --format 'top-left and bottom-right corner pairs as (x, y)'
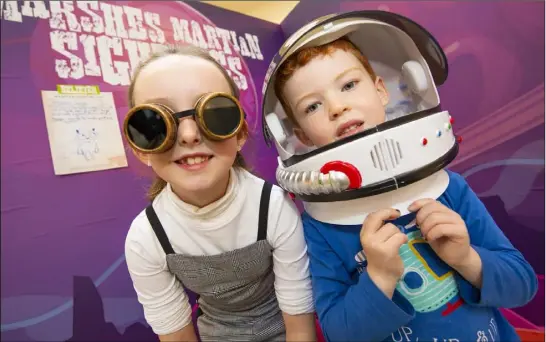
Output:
(127, 45), (250, 201)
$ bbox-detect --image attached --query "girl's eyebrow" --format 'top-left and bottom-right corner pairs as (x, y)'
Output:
(145, 96), (177, 108)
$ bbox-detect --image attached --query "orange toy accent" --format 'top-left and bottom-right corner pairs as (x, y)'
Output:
(516, 328), (545, 341)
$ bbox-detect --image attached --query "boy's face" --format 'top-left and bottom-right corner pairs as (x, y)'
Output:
(282, 49), (389, 148)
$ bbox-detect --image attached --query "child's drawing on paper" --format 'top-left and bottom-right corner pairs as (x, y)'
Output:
(41, 91), (128, 175)
(75, 128), (100, 161)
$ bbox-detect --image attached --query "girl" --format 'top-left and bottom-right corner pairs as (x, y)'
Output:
(123, 45), (316, 342)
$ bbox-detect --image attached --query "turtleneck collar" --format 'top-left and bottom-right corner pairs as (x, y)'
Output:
(165, 168), (241, 221)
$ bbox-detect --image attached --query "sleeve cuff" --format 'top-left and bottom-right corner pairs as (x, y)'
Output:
(278, 295), (316, 315)
(456, 245), (493, 306)
(357, 271), (415, 322)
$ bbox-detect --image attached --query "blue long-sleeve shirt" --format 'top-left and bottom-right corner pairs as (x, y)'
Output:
(303, 170), (537, 342)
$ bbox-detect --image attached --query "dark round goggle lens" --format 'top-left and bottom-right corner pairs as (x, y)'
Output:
(126, 108), (168, 150)
(202, 96), (242, 137)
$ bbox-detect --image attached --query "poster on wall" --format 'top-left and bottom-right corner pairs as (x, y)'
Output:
(41, 85), (128, 175)
(0, 0), (265, 134)
(0, 0), (270, 172)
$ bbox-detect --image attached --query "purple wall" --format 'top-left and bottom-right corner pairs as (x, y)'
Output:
(1, 1), (544, 341)
(282, 0), (545, 330)
(1, 1), (284, 341)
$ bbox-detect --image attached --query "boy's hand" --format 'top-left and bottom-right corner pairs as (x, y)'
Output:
(409, 198), (471, 268)
(360, 208), (407, 298)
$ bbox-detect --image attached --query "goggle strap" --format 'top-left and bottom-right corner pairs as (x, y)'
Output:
(172, 109), (197, 120)
(172, 109), (247, 120)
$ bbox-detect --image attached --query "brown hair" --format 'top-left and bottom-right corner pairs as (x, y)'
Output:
(127, 45), (249, 201)
(274, 37), (378, 125)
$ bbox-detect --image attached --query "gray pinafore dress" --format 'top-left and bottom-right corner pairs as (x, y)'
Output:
(145, 182), (285, 341)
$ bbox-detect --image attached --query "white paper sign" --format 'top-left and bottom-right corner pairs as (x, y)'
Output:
(41, 87), (128, 175)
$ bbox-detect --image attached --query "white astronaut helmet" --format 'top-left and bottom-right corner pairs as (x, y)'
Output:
(261, 10), (459, 220)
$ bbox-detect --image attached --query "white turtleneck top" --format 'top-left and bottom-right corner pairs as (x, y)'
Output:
(124, 168), (314, 335)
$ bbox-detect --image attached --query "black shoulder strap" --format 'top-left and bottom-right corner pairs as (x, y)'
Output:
(145, 205), (175, 255)
(257, 182), (273, 241)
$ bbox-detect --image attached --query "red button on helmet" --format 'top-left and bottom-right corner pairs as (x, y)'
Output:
(320, 161), (362, 189)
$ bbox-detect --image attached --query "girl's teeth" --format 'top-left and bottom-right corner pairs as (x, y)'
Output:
(185, 156), (208, 165)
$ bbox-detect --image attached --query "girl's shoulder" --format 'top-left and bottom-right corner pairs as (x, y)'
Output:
(125, 192), (170, 253)
(236, 167), (297, 219)
(236, 168), (287, 200)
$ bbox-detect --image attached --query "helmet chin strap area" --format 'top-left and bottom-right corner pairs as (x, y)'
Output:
(276, 160), (365, 195)
(303, 170), (450, 225)
(276, 169), (350, 195)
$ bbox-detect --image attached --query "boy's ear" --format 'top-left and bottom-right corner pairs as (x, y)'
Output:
(374, 77), (389, 107)
(294, 127), (314, 147)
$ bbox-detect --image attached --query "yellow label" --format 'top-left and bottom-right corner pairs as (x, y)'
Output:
(56, 85), (100, 95)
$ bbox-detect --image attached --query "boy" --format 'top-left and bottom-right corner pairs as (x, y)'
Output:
(272, 35), (537, 342)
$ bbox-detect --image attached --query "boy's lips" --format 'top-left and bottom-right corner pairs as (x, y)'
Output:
(336, 120), (365, 139)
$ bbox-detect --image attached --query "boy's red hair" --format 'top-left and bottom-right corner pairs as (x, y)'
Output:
(274, 37), (377, 124)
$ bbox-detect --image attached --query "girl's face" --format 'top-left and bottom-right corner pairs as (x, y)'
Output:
(132, 54), (245, 203)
